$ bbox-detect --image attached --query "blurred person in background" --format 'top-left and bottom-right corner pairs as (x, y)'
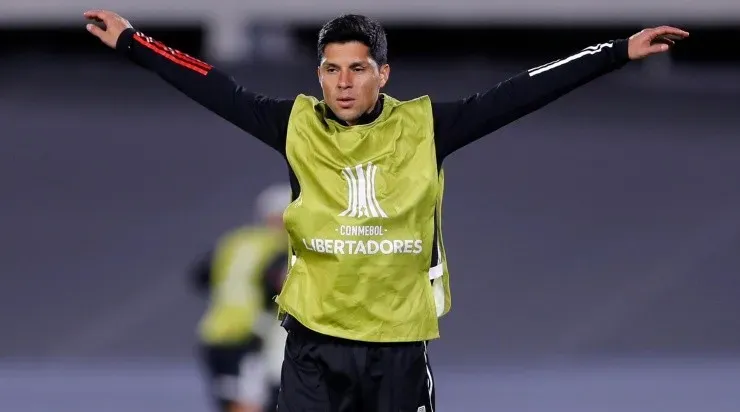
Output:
(190, 183), (291, 412)
(84, 9), (688, 412)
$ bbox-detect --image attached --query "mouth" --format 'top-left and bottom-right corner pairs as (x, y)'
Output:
(336, 97), (355, 109)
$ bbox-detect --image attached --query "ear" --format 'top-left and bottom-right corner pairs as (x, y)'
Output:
(317, 66), (322, 85)
(379, 64), (390, 88)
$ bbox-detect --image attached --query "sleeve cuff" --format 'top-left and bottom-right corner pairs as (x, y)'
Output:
(613, 38), (631, 63)
(115, 28), (136, 56)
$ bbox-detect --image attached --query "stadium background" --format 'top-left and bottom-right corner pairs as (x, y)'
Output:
(2, 1), (740, 411)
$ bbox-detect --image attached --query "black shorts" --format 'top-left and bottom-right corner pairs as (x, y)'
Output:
(199, 339), (278, 412)
(277, 317), (436, 412)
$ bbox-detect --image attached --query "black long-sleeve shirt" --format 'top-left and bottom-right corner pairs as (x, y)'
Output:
(116, 29), (631, 167)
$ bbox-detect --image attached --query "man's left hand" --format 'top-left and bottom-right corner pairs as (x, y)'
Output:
(628, 26), (690, 60)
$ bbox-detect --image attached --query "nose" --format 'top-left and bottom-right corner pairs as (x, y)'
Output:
(338, 70), (352, 89)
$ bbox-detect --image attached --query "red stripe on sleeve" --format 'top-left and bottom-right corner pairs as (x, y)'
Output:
(133, 33), (212, 75)
(144, 35), (213, 71)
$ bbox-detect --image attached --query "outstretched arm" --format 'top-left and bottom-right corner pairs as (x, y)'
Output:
(84, 10), (293, 155)
(433, 26), (690, 161)
(189, 249), (214, 296)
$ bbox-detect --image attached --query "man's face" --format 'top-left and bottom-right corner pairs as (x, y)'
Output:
(318, 41), (389, 125)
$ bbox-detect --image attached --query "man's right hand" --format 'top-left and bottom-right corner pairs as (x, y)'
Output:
(83, 10), (133, 49)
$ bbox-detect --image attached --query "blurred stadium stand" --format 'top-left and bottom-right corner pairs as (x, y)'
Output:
(2, 2), (740, 412)
(1, 0), (739, 62)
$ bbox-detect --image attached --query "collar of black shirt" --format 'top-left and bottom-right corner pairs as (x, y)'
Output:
(325, 95), (384, 126)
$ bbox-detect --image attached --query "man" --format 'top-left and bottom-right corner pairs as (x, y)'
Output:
(84, 10), (688, 411)
(191, 184), (291, 412)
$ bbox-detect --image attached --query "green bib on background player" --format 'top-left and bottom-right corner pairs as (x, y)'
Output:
(199, 226), (285, 345)
(276, 93), (452, 342)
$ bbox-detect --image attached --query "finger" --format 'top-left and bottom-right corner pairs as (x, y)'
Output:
(651, 36), (675, 46)
(83, 9), (112, 23)
(86, 23), (105, 38)
(648, 43), (671, 54)
(653, 26), (690, 38)
(83, 10), (102, 19)
(87, 17), (107, 31)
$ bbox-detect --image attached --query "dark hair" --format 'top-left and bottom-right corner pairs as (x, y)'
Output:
(317, 14), (388, 65)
